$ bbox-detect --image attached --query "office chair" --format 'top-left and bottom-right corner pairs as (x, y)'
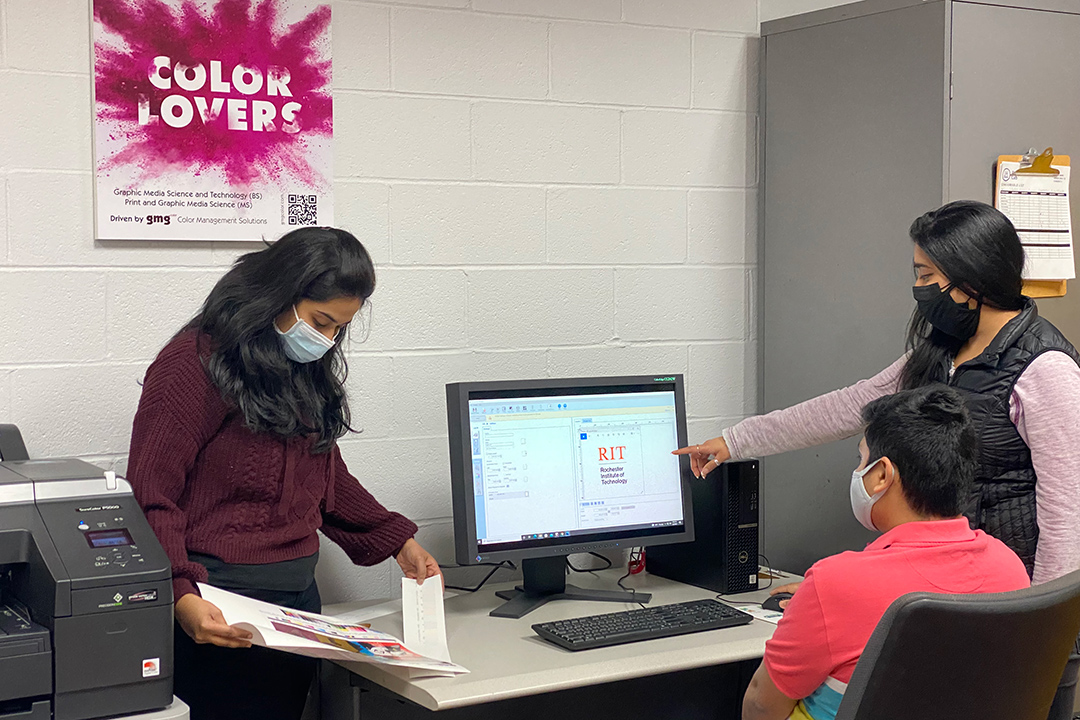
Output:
(835, 569), (1080, 720)
(0, 424), (30, 462)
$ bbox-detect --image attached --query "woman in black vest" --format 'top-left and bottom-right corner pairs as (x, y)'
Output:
(678, 200), (1080, 718)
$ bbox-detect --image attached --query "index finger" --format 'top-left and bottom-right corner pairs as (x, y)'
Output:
(204, 618), (252, 640)
(671, 445), (704, 456)
(414, 559), (427, 585)
(208, 634), (253, 649)
(228, 624), (254, 640)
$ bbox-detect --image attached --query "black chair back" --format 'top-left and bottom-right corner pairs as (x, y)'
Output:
(835, 569), (1080, 720)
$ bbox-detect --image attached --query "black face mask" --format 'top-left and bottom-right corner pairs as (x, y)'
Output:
(912, 283), (981, 341)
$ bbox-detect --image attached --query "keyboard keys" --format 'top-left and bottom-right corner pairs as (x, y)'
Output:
(532, 599), (754, 651)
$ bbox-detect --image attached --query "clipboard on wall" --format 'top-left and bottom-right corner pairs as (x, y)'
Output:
(995, 148), (1074, 298)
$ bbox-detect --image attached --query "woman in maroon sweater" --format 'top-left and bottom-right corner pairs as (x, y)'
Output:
(127, 227), (440, 720)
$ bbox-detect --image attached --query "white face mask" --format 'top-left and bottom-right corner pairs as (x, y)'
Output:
(850, 457), (886, 531)
(275, 306), (336, 363)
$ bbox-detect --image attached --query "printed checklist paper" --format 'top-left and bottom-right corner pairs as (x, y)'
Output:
(995, 159), (1075, 280)
(199, 583), (467, 678)
(402, 577), (452, 663)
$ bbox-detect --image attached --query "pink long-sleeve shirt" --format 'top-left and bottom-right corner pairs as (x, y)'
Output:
(724, 351), (1080, 585)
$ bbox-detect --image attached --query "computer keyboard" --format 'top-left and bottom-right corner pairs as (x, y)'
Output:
(532, 598), (755, 651)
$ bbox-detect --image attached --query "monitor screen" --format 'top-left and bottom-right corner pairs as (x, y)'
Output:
(462, 383), (687, 555)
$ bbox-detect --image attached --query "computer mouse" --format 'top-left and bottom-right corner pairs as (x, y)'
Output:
(761, 592), (793, 613)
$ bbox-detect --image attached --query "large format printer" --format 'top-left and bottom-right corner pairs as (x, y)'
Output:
(0, 451), (175, 720)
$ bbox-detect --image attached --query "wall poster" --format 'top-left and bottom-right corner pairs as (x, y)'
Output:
(92, 0), (333, 240)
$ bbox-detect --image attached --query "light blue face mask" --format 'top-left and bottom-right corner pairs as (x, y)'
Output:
(275, 306), (336, 363)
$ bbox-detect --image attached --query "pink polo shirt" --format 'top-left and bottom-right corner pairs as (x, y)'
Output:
(764, 518), (1030, 715)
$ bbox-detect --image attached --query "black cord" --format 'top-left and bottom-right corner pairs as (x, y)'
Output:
(757, 553), (774, 591)
(590, 552), (613, 569)
(617, 548), (647, 609)
(444, 565), (501, 593)
(566, 552), (613, 573)
(439, 562), (509, 569)
(443, 561), (515, 593)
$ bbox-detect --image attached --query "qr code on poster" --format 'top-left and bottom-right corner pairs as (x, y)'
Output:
(288, 194), (318, 225)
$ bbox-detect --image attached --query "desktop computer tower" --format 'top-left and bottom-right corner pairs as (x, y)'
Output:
(647, 459), (759, 594)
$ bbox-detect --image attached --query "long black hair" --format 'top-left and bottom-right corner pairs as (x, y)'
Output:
(188, 227), (376, 453)
(901, 201), (1025, 389)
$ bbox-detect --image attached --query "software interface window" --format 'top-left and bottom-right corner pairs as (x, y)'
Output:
(468, 391), (684, 545)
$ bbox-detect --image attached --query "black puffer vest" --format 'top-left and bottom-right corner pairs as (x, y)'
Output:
(948, 300), (1080, 578)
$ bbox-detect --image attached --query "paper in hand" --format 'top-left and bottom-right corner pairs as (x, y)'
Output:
(198, 583), (467, 676)
(401, 576), (452, 663)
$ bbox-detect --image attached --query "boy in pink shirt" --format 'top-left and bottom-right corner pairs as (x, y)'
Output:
(742, 386), (1030, 720)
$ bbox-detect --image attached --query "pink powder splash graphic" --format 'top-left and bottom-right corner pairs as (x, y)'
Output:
(94, 0), (332, 189)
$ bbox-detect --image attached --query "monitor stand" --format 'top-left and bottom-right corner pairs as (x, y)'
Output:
(490, 555), (652, 619)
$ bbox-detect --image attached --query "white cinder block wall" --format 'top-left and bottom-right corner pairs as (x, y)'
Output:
(759, 0), (849, 22)
(0, 0), (760, 604)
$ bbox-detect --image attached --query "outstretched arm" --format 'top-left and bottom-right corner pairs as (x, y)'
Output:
(676, 356), (907, 477)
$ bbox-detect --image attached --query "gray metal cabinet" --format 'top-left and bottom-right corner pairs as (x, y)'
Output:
(760, 0), (1080, 573)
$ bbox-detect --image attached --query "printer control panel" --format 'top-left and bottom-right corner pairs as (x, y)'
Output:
(35, 497), (171, 588)
(68, 502), (150, 574)
(78, 514), (146, 571)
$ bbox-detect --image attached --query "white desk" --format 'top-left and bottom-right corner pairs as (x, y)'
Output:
(322, 568), (799, 716)
(129, 699), (190, 720)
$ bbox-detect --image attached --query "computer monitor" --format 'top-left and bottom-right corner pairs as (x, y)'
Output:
(446, 375), (695, 618)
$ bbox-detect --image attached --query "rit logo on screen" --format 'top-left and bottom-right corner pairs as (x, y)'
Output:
(598, 446), (627, 461)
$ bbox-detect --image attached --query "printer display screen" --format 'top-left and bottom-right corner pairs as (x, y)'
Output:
(85, 529), (134, 548)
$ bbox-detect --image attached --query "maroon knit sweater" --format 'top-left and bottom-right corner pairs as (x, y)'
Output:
(127, 330), (418, 601)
